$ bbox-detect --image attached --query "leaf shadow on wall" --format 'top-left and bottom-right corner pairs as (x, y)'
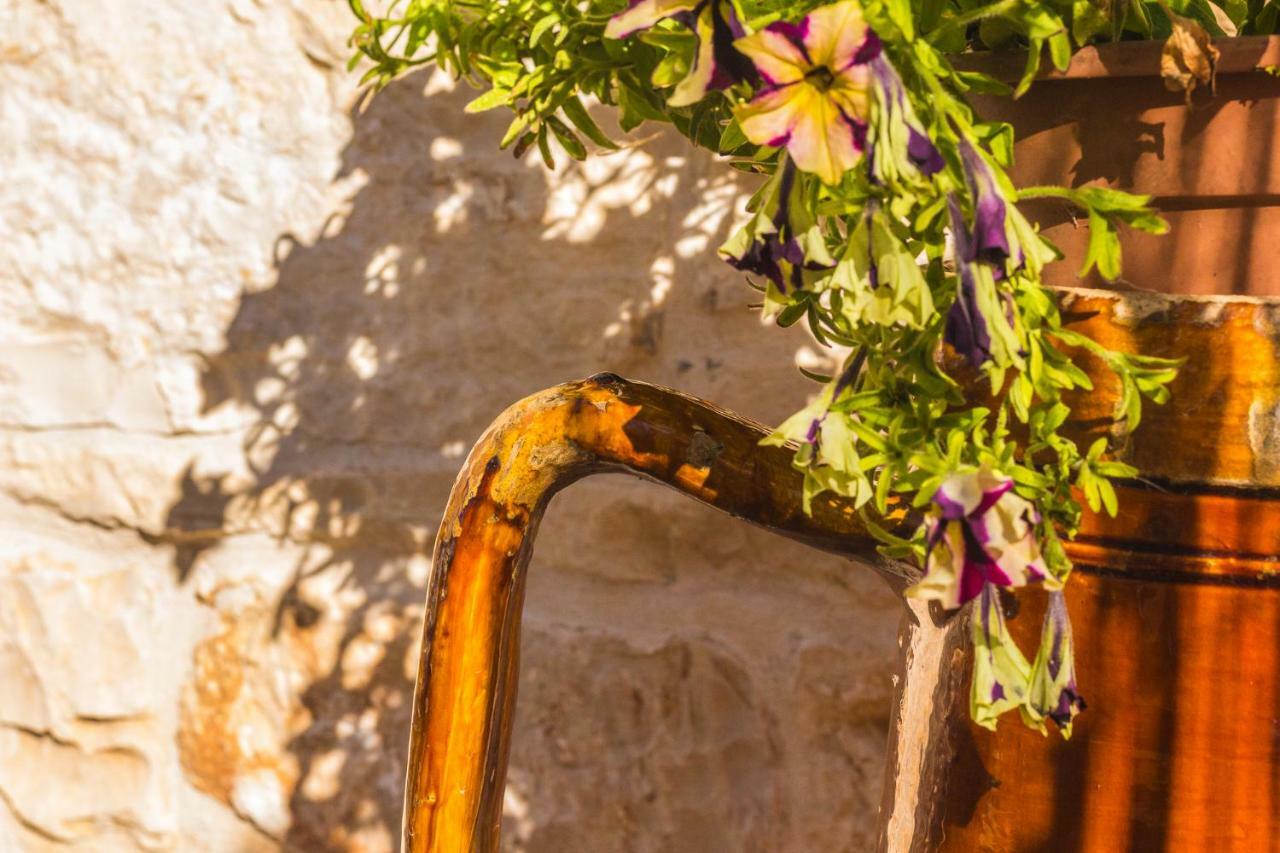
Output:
(159, 70), (809, 851)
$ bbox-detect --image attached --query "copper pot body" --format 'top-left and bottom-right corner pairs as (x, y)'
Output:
(970, 36), (1280, 295)
(915, 37), (1280, 852)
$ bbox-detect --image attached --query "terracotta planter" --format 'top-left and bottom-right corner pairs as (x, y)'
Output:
(968, 35), (1280, 295)
(401, 41), (1280, 853)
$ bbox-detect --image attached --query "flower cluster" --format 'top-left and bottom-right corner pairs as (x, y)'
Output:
(907, 469), (1082, 733)
(601, 0), (1163, 737)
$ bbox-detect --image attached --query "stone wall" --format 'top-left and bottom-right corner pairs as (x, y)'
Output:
(0, 1), (902, 849)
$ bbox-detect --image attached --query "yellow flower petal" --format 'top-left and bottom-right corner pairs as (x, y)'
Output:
(785, 90), (865, 184)
(829, 68), (872, 122)
(735, 83), (808, 148)
(799, 0), (872, 70)
(667, 6), (717, 106)
(907, 518), (964, 611)
(733, 24), (810, 86)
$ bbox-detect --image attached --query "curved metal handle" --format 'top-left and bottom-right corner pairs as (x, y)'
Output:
(401, 373), (890, 851)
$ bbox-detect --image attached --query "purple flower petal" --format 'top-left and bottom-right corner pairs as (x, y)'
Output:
(945, 198), (994, 366)
(850, 29), (883, 67)
(708, 0), (757, 87)
(907, 127), (944, 176)
(722, 161), (832, 293)
(958, 138), (1019, 271)
(761, 19), (812, 66)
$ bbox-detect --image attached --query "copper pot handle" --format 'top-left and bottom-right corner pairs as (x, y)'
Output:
(402, 373), (896, 852)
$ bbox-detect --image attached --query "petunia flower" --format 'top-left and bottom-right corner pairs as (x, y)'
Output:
(761, 350), (874, 512)
(957, 137), (1020, 274)
(1023, 590), (1086, 737)
(605, 0), (755, 106)
(732, 1), (879, 185)
(827, 200), (935, 329)
(865, 52), (943, 184)
(971, 583), (1033, 730)
(907, 466), (1048, 611)
(945, 195), (995, 366)
(954, 137), (1059, 280)
(720, 158), (834, 294)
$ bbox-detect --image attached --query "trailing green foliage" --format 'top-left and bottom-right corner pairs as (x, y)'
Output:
(342, 0), (1237, 732)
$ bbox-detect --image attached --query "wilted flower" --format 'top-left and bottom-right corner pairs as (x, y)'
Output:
(957, 137), (1021, 274)
(605, 0), (755, 106)
(865, 52), (943, 184)
(971, 582), (1032, 729)
(732, 1), (879, 185)
(907, 467), (1048, 610)
(1161, 11), (1219, 105)
(1023, 590), (1086, 737)
(944, 195), (995, 366)
(720, 158), (834, 293)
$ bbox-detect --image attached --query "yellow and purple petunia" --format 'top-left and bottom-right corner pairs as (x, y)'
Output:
(605, 0), (755, 106)
(907, 467), (1048, 610)
(957, 137), (1022, 275)
(1024, 590), (1086, 736)
(945, 195), (996, 366)
(731, 1), (881, 185)
(864, 52), (944, 183)
(720, 158), (835, 293)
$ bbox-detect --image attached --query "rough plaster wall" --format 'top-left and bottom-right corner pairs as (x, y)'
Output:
(0, 0), (903, 850)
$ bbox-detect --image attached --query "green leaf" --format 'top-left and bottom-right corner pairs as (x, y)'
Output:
(1081, 210), (1121, 280)
(1048, 31), (1072, 70)
(718, 119), (749, 153)
(528, 12), (560, 46)
(561, 97), (618, 149)
(1071, 0), (1111, 44)
(536, 127), (556, 169)
(546, 115), (587, 160)
(776, 299), (808, 327)
(1097, 477), (1119, 516)
(887, 0), (916, 40)
(618, 82), (669, 131)
(950, 69), (1014, 95)
(874, 464), (894, 514)
(512, 130), (538, 160)
(464, 86), (512, 113)
(499, 113), (531, 149)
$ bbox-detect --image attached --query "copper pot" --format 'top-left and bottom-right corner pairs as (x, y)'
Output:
(402, 39), (1280, 853)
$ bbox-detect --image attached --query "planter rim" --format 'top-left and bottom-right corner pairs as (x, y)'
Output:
(954, 34), (1280, 82)
(1057, 283), (1280, 307)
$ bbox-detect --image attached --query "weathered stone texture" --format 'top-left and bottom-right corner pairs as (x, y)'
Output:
(0, 0), (902, 849)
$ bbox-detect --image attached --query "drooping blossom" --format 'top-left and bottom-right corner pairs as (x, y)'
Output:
(720, 158), (834, 293)
(800, 350), (866, 446)
(956, 137), (1022, 275)
(944, 195), (995, 366)
(759, 348), (874, 513)
(865, 52), (943, 183)
(605, 0), (755, 106)
(907, 467), (1048, 611)
(1024, 590), (1086, 736)
(971, 582), (1033, 730)
(731, 1), (879, 185)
